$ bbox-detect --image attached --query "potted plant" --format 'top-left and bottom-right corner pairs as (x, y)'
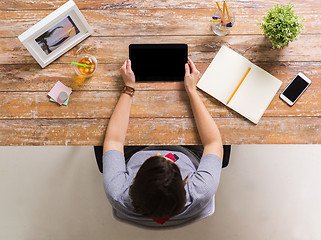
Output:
(259, 3), (304, 48)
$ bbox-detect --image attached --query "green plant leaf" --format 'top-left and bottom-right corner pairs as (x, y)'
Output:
(258, 3), (304, 48)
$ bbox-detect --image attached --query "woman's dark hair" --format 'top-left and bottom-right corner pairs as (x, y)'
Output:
(129, 156), (186, 219)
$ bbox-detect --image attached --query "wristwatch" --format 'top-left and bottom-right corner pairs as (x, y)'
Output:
(122, 85), (135, 96)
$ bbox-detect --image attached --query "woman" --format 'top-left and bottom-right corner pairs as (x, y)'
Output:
(103, 58), (223, 228)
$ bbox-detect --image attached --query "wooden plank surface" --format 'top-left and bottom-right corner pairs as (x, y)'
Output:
(0, 117), (320, 146)
(1, 61), (321, 91)
(0, 0), (320, 145)
(1, 0), (320, 10)
(1, 8), (319, 37)
(2, 35), (321, 64)
(0, 89), (320, 119)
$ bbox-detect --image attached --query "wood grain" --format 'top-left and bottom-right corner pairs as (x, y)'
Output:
(0, 89), (320, 119)
(0, 0), (320, 145)
(0, 117), (320, 146)
(1, 35), (321, 65)
(1, 62), (320, 91)
(1, 8), (317, 37)
(1, 0), (320, 11)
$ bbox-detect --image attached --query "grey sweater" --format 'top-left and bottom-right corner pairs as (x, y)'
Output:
(103, 149), (222, 228)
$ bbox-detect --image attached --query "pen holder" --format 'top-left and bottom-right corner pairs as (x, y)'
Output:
(211, 9), (235, 36)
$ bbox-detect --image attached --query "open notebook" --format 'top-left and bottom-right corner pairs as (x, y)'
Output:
(197, 45), (282, 124)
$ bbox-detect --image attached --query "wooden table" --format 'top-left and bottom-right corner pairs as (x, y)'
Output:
(1, 0), (320, 145)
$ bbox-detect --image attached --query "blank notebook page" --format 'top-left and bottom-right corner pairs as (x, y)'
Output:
(227, 66), (282, 124)
(197, 46), (252, 104)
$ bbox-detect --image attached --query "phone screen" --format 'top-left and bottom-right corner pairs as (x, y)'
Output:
(282, 75), (309, 102)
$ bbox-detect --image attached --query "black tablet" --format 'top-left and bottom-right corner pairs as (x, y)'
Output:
(129, 44), (188, 82)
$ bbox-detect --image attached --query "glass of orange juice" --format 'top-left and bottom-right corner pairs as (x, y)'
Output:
(73, 54), (97, 78)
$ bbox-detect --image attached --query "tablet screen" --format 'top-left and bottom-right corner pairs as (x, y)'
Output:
(129, 44), (188, 81)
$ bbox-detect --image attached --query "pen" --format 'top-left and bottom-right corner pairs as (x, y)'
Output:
(210, 19), (232, 25)
(227, 67), (251, 104)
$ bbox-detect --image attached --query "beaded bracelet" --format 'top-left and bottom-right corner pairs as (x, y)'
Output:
(122, 85), (135, 96)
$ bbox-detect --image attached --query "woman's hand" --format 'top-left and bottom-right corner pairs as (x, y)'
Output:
(184, 58), (200, 96)
(120, 59), (136, 88)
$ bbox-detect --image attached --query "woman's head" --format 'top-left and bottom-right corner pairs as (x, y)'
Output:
(129, 155), (186, 219)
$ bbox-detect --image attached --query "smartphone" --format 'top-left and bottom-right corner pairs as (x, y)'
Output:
(280, 72), (311, 106)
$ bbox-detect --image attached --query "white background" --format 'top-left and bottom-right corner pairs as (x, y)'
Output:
(1, 145), (320, 240)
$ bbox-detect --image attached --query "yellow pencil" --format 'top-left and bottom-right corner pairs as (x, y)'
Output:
(217, 10), (227, 25)
(227, 67), (251, 104)
(223, 1), (231, 22)
(216, 1), (223, 14)
(223, 1), (226, 16)
(210, 19), (222, 22)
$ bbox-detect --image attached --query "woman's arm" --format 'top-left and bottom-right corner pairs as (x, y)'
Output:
(184, 58), (223, 159)
(103, 59), (136, 154)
